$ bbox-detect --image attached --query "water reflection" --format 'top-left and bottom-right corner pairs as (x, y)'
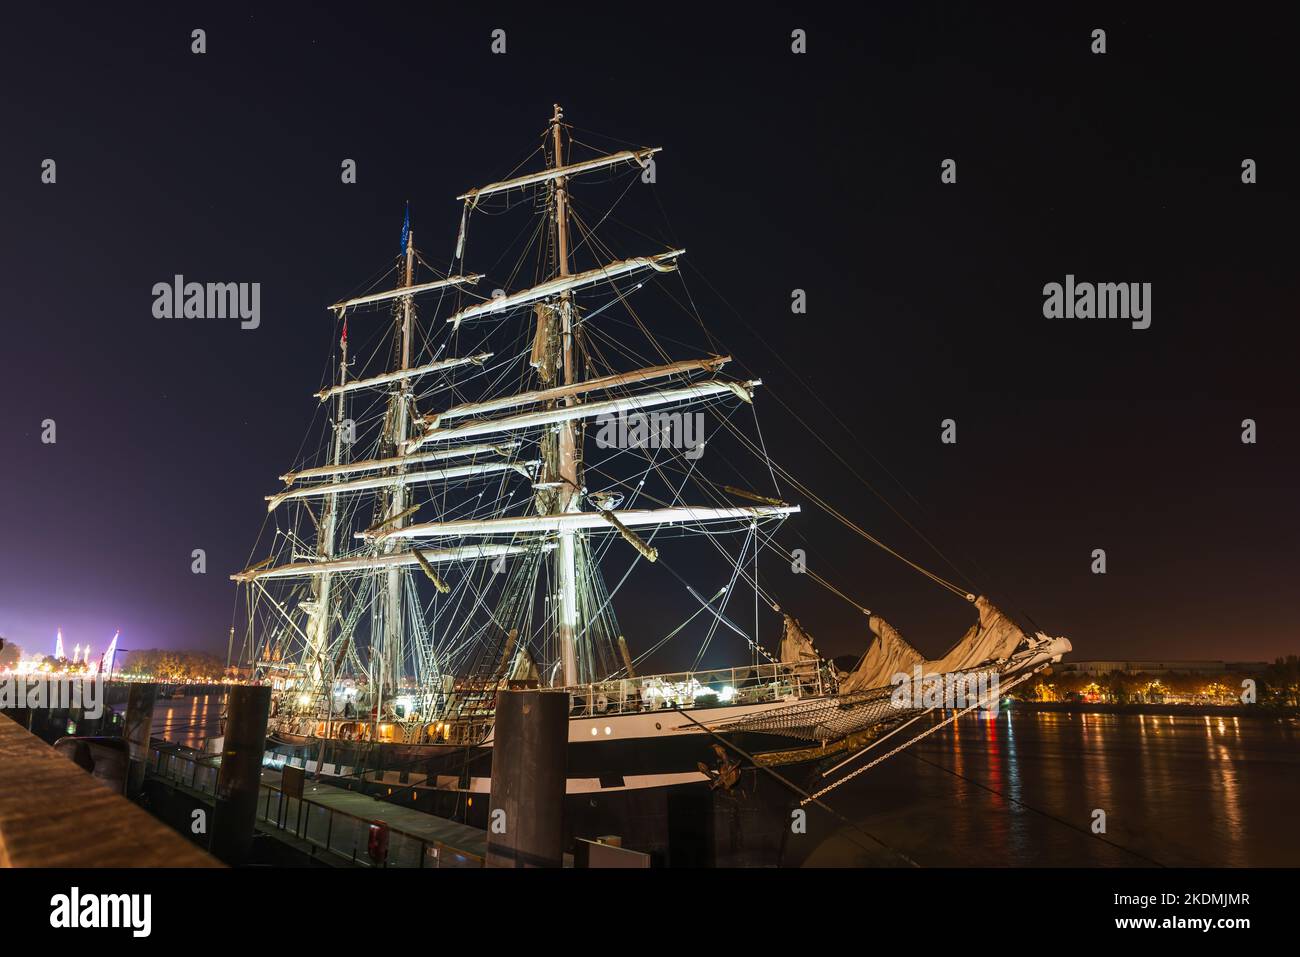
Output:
(153, 692), (225, 749)
(798, 711), (1300, 867)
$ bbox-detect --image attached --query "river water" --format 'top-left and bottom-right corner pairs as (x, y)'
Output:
(796, 709), (1300, 867)
(157, 696), (1300, 866)
(151, 693), (224, 750)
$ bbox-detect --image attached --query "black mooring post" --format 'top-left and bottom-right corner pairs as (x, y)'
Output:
(123, 682), (158, 797)
(486, 689), (568, 868)
(210, 684), (271, 865)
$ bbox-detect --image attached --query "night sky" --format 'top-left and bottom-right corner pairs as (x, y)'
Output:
(1, 5), (1295, 667)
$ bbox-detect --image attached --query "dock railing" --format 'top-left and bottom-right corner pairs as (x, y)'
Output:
(147, 743), (483, 868)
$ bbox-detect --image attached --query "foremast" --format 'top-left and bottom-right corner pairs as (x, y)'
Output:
(304, 321), (349, 687)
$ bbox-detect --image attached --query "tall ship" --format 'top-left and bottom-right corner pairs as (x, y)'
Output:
(231, 107), (1070, 853)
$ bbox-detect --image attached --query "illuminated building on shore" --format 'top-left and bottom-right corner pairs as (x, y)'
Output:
(1057, 660), (1267, 676)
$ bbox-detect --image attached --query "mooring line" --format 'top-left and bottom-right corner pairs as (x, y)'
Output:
(804, 667), (1045, 805)
(671, 706), (921, 867)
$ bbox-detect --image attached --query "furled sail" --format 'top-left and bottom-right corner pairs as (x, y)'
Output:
(315, 352), (492, 402)
(458, 148), (661, 202)
(423, 356), (731, 427)
(838, 616), (925, 693)
(445, 250), (683, 328)
(230, 543), (544, 583)
(363, 504), (799, 542)
(405, 379), (758, 451)
(838, 596), (1025, 694)
(779, 615), (822, 665)
(281, 441), (519, 485)
(508, 646), (539, 683)
(928, 596), (1027, 673)
(529, 303), (558, 382)
(265, 461), (534, 511)
(329, 274), (482, 315)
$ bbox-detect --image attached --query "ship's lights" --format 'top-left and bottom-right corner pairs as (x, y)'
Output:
(640, 677), (710, 707)
(718, 685), (736, 702)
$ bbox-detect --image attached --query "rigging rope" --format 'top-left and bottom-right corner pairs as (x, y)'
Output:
(803, 666), (1043, 804)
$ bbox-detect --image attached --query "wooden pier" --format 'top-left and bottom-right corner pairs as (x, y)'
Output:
(0, 713), (218, 867)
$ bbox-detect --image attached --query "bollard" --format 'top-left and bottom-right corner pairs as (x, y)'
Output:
(210, 685), (271, 865)
(123, 683), (158, 797)
(52, 736), (130, 794)
(486, 689), (568, 868)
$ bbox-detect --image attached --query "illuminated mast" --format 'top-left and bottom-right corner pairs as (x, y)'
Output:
(303, 316), (350, 692)
(378, 216), (418, 707)
(548, 104), (582, 688)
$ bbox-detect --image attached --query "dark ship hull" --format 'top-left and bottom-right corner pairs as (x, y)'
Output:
(262, 707), (827, 865)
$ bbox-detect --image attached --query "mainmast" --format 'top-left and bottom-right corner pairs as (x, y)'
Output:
(379, 225), (417, 703)
(550, 104), (582, 687)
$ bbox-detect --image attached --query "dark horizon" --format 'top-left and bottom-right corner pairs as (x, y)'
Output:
(1, 5), (1296, 666)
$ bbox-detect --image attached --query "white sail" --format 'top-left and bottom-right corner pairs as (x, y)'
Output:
(406, 379), (759, 451)
(458, 148), (661, 202)
(838, 616), (925, 694)
(364, 504), (799, 543)
(266, 461), (535, 511)
(929, 596), (1027, 673)
(315, 352), (492, 402)
(838, 596), (1027, 694)
(231, 543), (545, 583)
(281, 441), (519, 485)
(779, 616), (822, 665)
(447, 250), (684, 328)
(423, 356), (731, 426)
(329, 274), (483, 315)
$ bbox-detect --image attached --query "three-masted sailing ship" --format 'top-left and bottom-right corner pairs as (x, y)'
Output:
(231, 106), (1070, 840)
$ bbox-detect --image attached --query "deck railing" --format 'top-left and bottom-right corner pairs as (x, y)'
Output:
(561, 658), (830, 718)
(270, 659), (833, 746)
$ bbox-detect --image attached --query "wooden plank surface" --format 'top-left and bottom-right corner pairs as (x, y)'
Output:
(0, 713), (220, 867)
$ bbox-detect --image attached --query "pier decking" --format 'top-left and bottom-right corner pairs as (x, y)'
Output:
(146, 741), (486, 866)
(260, 768), (488, 862)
